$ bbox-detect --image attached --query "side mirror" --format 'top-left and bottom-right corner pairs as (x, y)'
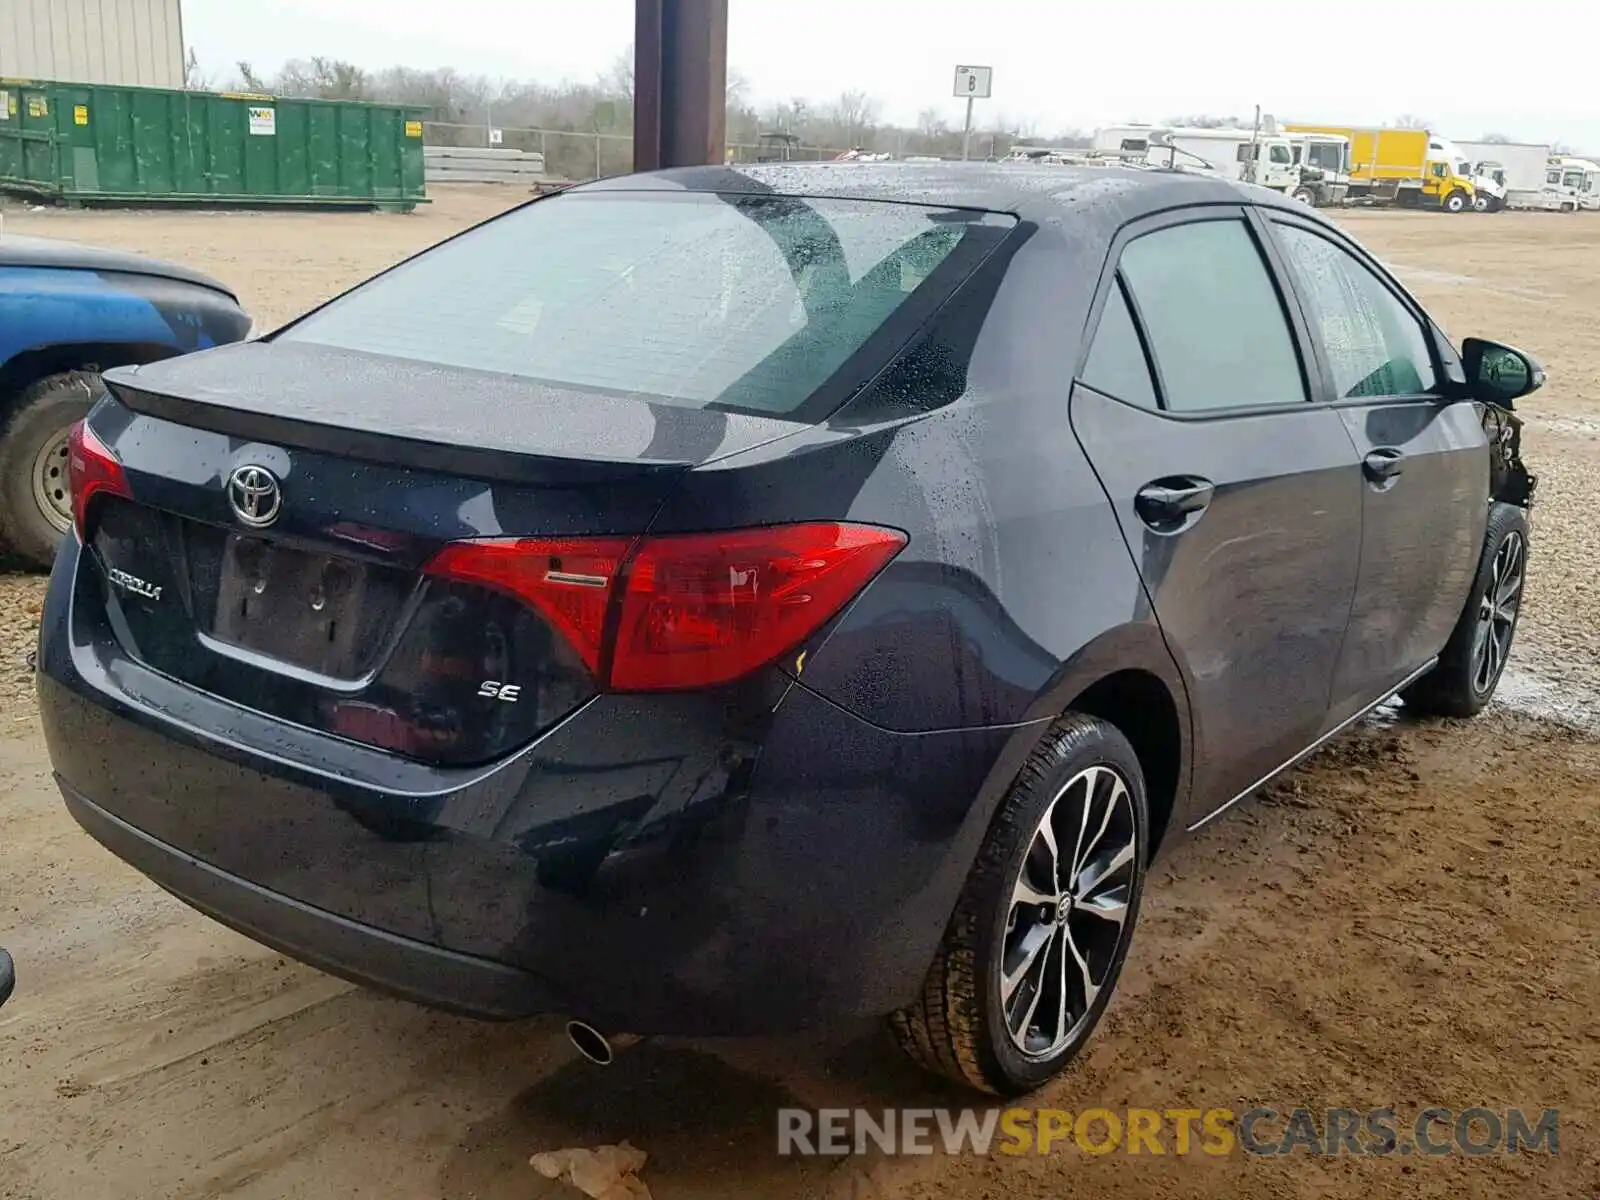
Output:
(1461, 338), (1545, 406)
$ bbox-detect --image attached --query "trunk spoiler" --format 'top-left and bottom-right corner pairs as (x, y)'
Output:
(100, 340), (804, 488)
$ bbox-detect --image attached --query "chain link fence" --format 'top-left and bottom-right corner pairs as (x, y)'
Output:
(424, 122), (853, 184)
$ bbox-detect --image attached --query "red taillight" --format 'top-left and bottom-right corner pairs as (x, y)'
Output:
(67, 420), (131, 538)
(424, 522), (906, 692)
(609, 524), (906, 690)
(424, 536), (635, 678)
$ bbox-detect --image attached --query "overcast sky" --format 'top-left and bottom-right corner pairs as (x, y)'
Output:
(182, 0), (1598, 150)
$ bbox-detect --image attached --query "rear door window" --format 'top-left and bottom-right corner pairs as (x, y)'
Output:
(1116, 218), (1308, 413)
(277, 192), (1015, 419)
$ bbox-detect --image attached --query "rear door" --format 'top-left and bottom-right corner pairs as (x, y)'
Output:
(1261, 211), (1488, 722)
(1069, 207), (1363, 822)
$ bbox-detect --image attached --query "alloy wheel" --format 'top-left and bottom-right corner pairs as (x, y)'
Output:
(1001, 764), (1138, 1059)
(1472, 531), (1524, 694)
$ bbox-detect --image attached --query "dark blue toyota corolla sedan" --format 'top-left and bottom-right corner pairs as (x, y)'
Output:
(38, 162), (1543, 1095)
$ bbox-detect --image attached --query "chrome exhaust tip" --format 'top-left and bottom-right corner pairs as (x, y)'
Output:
(566, 1020), (616, 1065)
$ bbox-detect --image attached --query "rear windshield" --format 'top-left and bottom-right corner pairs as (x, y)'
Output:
(278, 191), (1015, 418)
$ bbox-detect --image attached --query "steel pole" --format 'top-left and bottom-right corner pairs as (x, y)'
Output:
(961, 95), (974, 161)
(633, 0), (729, 170)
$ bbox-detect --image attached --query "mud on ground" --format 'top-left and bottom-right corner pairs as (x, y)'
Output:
(1, 193), (1597, 1200)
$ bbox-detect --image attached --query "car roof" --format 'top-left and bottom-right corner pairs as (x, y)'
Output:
(576, 161), (1326, 236)
(0, 233), (238, 299)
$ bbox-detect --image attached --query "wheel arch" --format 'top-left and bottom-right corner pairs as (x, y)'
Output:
(952, 621), (1195, 882)
(0, 342), (175, 420)
(1066, 668), (1185, 859)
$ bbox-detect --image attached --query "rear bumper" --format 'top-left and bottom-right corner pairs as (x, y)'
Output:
(39, 536), (1032, 1033)
(60, 780), (557, 1018)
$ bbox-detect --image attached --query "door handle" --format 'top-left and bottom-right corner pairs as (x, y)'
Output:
(1363, 448), (1405, 483)
(1135, 477), (1215, 529)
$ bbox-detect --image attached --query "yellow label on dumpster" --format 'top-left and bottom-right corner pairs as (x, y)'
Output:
(73, 104), (88, 126)
(405, 120), (423, 138)
(27, 95), (47, 117)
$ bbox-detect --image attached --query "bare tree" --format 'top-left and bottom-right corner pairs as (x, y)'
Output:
(726, 69), (751, 111)
(1393, 114), (1432, 130)
(183, 47), (211, 90)
(605, 47), (634, 105)
(234, 60), (268, 92)
(1480, 132), (1514, 143)
(830, 89), (879, 146)
(199, 44), (1060, 176)
(274, 56), (371, 101)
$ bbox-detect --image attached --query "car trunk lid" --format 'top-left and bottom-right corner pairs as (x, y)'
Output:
(82, 344), (805, 765)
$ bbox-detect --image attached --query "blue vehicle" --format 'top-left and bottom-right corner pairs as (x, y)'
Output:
(0, 233), (251, 566)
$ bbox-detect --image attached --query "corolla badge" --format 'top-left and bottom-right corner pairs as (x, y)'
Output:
(226, 464), (282, 528)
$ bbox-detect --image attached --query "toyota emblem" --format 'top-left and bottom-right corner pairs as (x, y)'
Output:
(226, 465), (283, 529)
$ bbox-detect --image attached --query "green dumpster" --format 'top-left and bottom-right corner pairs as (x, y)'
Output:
(0, 79), (427, 211)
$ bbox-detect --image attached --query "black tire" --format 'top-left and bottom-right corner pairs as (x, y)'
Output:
(1473, 193), (1493, 213)
(890, 712), (1149, 1096)
(1401, 502), (1529, 718)
(1292, 187), (1317, 206)
(1444, 190), (1469, 213)
(0, 371), (100, 569)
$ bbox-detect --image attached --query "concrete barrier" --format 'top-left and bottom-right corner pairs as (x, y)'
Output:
(424, 145), (556, 185)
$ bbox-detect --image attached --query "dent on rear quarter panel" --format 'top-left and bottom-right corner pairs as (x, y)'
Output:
(788, 396), (1156, 732)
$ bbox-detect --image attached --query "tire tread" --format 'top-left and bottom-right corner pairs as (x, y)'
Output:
(1401, 501), (1528, 718)
(0, 370), (101, 567)
(890, 712), (1143, 1095)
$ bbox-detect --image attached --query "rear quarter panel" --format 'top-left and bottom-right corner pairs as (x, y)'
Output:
(642, 217), (1196, 1008)
(653, 217), (1178, 732)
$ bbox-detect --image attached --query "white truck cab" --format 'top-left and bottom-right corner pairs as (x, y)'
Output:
(1285, 133), (1351, 204)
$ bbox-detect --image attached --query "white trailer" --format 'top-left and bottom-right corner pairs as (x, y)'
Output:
(1452, 141), (1574, 211)
(1091, 125), (1300, 193)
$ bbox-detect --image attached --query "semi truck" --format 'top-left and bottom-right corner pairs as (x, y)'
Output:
(1284, 132), (1352, 205)
(1285, 124), (1476, 211)
(1453, 141), (1576, 211)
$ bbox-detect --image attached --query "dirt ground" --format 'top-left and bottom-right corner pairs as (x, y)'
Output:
(2, 189), (1599, 1200)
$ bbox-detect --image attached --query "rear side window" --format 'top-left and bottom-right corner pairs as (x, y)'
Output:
(1080, 279), (1158, 410)
(278, 192), (1014, 418)
(1118, 219), (1307, 413)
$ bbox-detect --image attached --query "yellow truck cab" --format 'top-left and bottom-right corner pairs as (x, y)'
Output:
(1285, 124), (1476, 211)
